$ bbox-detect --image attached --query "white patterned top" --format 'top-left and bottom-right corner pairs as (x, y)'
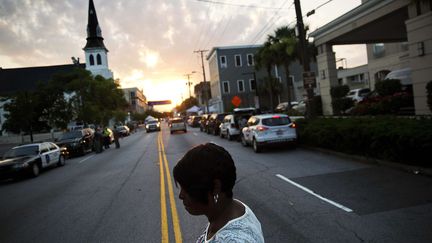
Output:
(196, 200), (264, 243)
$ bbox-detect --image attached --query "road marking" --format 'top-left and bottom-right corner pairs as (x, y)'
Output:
(193, 132), (198, 136)
(78, 155), (95, 164)
(158, 135), (169, 243)
(158, 133), (183, 243)
(160, 134), (183, 243)
(276, 174), (353, 213)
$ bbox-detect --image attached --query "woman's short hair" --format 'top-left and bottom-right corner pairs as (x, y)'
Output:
(173, 143), (236, 204)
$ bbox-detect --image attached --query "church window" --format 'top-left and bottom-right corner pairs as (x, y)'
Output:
(89, 54), (95, 66)
(97, 54), (102, 65)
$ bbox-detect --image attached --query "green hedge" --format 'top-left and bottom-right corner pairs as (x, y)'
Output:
(296, 117), (432, 167)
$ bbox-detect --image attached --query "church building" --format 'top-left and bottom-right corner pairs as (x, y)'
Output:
(0, 0), (113, 96)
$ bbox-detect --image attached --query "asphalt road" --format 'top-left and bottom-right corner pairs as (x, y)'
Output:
(0, 123), (431, 242)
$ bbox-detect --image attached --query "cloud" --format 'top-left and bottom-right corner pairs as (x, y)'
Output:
(0, 0), (364, 109)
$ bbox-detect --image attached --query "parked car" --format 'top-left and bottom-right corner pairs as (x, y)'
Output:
(219, 108), (256, 140)
(200, 114), (210, 132)
(346, 88), (371, 102)
(115, 125), (130, 136)
(275, 102), (299, 112)
(191, 116), (202, 127)
(170, 117), (187, 134)
(292, 100), (306, 114)
(0, 142), (66, 179)
(219, 114), (241, 140)
(146, 119), (161, 132)
(56, 128), (94, 156)
(207, 113), (229, 136)
(241, 114), (297, 153)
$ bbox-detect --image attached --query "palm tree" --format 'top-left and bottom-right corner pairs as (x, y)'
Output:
(266, 26), (298, 109)
(255, 41), (279, 111)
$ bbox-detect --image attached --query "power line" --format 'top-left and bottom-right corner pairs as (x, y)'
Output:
(196, 0), (290, 10)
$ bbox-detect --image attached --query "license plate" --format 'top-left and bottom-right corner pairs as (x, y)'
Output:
(276, 130), (283, 135)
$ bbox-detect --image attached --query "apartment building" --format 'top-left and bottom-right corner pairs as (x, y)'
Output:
(206, 45), (318, 113)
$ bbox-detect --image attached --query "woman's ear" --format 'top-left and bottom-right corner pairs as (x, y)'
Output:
(212, 179), (222, 194)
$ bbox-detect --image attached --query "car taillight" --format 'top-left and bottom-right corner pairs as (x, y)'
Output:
(290, 123), (296, 128)
(256, 125), (268, 132)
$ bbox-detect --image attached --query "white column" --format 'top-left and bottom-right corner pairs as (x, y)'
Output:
(316, 44), (338, 115)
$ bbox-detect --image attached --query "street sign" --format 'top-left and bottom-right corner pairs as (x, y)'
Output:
(231, 96), (242, 107)
(303, 71), (316, 89)
(147, 100), (172, 106)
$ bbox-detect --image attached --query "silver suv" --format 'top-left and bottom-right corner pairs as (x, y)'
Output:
(241, 114), (297, 153)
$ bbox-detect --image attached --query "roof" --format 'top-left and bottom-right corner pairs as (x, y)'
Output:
(206, 45), (262, 60)
(83, 0), (108, 51)
(0, 64), (85, 95)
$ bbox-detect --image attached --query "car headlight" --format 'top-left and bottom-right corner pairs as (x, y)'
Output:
(12, 162), (29, 169)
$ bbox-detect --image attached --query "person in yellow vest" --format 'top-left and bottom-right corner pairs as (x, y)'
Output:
(103, 127), (111, 149)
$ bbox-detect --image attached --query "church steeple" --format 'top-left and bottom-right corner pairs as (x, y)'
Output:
(83, 0), (113, 79)
(83, 0), (108, 51)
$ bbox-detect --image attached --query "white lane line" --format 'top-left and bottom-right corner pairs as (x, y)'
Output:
(276, 174), (353, 213)
(79, 155), (95, 164)
(193, 133), (198, 136)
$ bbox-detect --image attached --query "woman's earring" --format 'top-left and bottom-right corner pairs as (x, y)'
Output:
(213, 194), (219, 204)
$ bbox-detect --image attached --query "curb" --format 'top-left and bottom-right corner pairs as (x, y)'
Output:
(301, 145), (432, 177)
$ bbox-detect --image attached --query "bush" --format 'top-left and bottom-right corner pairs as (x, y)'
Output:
(296, 117), (432, 167)
(332, 97), (354, 115)
(351, 92), (414, 115)
(375, 79), (402, 96)
(330, 85), (350, 98)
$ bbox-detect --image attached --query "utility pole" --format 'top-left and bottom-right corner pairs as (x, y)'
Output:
(185, 73), (193, 99)
(194, 49), (209, 113)
(294, 0), (315, 118)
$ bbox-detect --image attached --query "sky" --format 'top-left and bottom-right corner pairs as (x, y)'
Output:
(0, 0), (365, 111)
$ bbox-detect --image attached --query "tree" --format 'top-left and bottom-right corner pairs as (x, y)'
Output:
(267, 26), (298, 109)
(175, 97), (199, 113)
(255, 41), (279, 111)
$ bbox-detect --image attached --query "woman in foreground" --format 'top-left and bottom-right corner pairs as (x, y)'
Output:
(173, 143), (264, 242)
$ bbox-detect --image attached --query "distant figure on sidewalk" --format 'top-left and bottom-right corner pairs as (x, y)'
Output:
(113, 126), (120, 149)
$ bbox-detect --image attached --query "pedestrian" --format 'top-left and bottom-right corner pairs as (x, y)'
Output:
(173, 143), (264, 242)
(113, 126), (120, 149)
(102, 127), (111, 149)
(93, 127), (103, 153)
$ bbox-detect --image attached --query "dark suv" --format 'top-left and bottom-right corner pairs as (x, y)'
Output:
(55, 128), (94, 157)
(207, 113), (229, 136)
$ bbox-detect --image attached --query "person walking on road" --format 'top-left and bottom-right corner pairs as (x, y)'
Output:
(173, 143), (264, 243)
(113, 126), (120, 149)
(93, 127), (104, 153)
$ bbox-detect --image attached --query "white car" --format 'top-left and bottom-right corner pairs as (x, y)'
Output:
(346, 88), (371, 102)
(241, 114), (297, 153)
(219, 114), (241, 140)
(170, 118), (187, 134)
(0, 142), (66, 178)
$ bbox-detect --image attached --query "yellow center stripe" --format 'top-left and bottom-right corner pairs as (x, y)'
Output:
(159, 132), (183, 243)
(158, 135), (169, 243)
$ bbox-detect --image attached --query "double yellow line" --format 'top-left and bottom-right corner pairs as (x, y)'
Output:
(158, 132), (182, 243)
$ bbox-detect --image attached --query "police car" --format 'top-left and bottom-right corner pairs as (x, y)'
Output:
(0, 142), (66, 179)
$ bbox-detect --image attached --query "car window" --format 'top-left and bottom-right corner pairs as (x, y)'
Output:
(262, 116), (291, 126)
(49, 143), (58, 150)
(171, 119), (183, 123)
(40, 144), (50, 153)
(59, 130), (83, 140)
(3, 145), (39, 159)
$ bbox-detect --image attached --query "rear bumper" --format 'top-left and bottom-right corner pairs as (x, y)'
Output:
(256, 137), (297, 147)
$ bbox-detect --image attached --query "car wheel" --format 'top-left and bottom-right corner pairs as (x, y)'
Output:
(170, 131), (173, 134)
(241, 135), (248, 147)
(57, 155), (66, 167)
(30, 163), (41, 177)
(184, 129), (187, 133)
(253, 139), (262, 153)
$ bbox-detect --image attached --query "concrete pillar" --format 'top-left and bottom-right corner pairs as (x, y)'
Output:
(316, 44), (338, 115)
(406, 11), (432, 115)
